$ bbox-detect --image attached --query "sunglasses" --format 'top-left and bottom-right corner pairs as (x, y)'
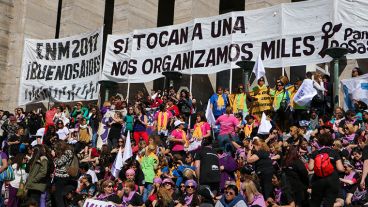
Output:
(180, 185), (185, 188)
(277, 84), (283, 86)
(186, 185), (195, 189)
(225, 191), (234, 196)
(106, 185), (113, 188)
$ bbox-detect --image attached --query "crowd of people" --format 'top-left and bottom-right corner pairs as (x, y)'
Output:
(0, 68), (367, 207)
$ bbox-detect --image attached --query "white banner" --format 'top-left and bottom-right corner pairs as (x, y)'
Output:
(19, 27), (103, 105)
(102, 0), (368, 83)
(341, 73), (368, 110)
(294, 79), (317, 107)
(83, 199), (117, 207)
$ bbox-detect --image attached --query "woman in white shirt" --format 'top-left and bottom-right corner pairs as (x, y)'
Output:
(8, 153), (28, 207)
(56, 120), (70, 141)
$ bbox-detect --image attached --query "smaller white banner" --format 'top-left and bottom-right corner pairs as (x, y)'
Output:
(83, 199), (118, 207)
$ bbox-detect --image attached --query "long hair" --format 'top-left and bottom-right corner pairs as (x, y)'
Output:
(13, 153), (25, 171)
(157, 187), (173, 207)
(283, 146), (300, 167)
(241, 179), (261, 204)
(252, 138), (270, 152)
(54, 140), (71, 158)
(26, 145), (46, 173)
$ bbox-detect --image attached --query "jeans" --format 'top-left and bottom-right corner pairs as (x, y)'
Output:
(143, 183), (153, 202)
(217, 134), (233, 153)
(92, 132), (98, 148)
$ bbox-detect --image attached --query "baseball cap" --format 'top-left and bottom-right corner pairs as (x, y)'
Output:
(174, 120), (185, 127)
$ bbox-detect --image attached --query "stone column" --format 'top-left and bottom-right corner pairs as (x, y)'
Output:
(0, 0), (58, 110)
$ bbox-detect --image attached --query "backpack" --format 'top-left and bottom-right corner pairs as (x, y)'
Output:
(314, 152), (334, 177)
(66, 155), (79, 178)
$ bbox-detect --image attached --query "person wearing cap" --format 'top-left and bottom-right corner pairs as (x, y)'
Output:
(340, 160), (359, 206)
(210, 87), (228, 119)
(251, 77), (272, 119)
(232, 84), (249, 117)
(162, 178), (184, 204)
(169, 120), (188, 158)
(71, 102), (89, 125)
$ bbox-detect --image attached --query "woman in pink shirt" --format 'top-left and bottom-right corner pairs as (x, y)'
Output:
(169, 120), (188, 158)
(216, 107), (239, 152)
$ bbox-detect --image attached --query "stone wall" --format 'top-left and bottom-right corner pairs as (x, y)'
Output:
(0, 0), (58, 110)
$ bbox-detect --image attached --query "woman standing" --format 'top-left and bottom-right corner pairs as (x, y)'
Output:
(308, 133), (344, 207)
(189, 112), (211, 152)
(25, 145), (49, 204)
(271, 80), (290, 131)
(215, 107), (239, 152)
(133, 105), (149, 145)
(247, 138), (274, 200)
(9, 153), (28, 207)
(107, 111), (123, 148)
(283, 146), (309, 207)
(53, 141), (76, 207)
(169, 120), (187, 158)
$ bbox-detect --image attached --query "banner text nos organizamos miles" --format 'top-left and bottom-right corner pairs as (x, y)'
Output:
(102, 0), (368, 83)
(19, 28), (103, 105)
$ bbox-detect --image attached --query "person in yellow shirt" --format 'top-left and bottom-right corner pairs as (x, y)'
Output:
(232, 84), (249, 117)
(251, 77), (273, 119)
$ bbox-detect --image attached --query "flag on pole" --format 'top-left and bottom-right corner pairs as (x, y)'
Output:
(111, 132), (133, 178)
(111, 148), (123, 178)
(258, 112), (273, 134)
(294, 79), (317, 106)
(122, 131), (133, 164)
(252, 54), (266, 81)
(205, 99), (216, 126)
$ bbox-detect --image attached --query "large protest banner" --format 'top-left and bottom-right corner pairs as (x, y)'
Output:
(19, 27), (103, 105)
(341, 73), (368, 111)
(102, 0), (368, 83)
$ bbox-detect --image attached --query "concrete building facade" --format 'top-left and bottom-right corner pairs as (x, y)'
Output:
(0, 0), (363, 111)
